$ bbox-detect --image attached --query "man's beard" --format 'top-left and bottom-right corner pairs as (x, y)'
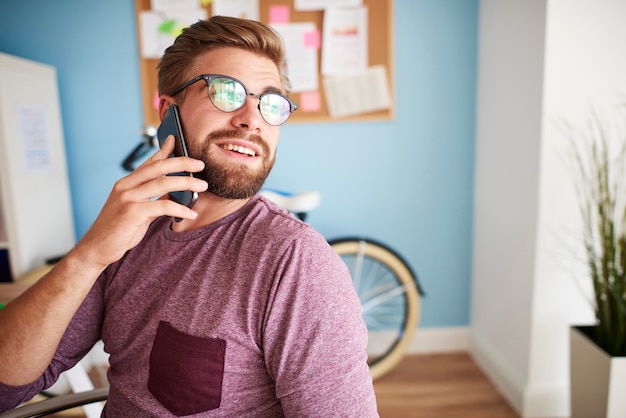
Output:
(187, 129), (275, 200)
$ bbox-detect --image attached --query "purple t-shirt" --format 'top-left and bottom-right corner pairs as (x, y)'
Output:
(0, 195), (378, 417)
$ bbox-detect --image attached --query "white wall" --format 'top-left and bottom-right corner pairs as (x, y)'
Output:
(472, 1), (626, 417)
(471, 0), (547, 413)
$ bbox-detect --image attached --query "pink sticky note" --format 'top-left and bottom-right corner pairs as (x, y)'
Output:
(299, 91), (321, 112)
(303, 30), (321, 49)
(269, 5), (290, 24)
(152, 89), (160, 110)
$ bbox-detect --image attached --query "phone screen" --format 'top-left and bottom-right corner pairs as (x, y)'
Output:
(157, 105), (199, 212)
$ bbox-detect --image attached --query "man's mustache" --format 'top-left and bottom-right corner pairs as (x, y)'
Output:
(205, 129), (268, 154)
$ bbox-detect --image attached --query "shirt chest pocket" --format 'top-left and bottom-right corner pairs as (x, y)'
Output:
(148, 321), (226, 416)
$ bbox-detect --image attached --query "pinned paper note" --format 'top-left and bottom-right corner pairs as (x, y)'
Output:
(321, 6), (368, 76)
(271, 23), (318, 92)
(299, 91), (321, 112)
(18, 103), (53, 173)
(212, 0), (259, 20)
(303, 30), (321, 49)
(151, 0), (200, 11)
(269, 5), (290, 24)
(139, 9), (206, 58)
(323, 65), (391, 118)
(294, 0), (362, 11)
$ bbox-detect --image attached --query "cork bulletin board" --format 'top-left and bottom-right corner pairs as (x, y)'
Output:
(135, 0), (394, 126)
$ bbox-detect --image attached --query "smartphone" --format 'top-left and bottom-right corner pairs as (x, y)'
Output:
(157, 105), (199, 214)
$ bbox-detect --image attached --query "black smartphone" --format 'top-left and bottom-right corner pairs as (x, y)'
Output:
(157, 105), (199, 213)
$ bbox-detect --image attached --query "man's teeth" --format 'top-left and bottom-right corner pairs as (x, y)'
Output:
(221, 144), (256, 156)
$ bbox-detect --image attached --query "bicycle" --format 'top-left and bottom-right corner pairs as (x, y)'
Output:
(259, 189), (424, 380)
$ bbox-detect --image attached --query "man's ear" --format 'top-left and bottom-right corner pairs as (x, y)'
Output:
(158, 96), (176, 121)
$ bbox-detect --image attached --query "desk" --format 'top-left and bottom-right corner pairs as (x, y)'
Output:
(0, 282), (31, 306)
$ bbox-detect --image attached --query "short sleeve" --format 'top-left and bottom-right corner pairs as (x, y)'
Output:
(263, 230), (379, 417)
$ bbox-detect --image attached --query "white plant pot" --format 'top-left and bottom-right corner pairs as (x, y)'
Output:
(570, 326), (626, 418)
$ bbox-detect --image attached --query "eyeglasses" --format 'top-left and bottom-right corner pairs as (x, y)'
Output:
(170, 74), (298, 126)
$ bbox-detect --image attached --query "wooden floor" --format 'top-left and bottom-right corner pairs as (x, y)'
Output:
(374, 352), (520, 418)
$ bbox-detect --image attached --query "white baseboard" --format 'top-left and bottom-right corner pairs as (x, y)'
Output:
(469, 333), (525, 413)
(407, 326), (470, 354)
(469, 333), (569, 418)
(368, 326), (469, 356)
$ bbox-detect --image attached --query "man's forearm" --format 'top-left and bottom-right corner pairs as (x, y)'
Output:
(0, 250), (105, 385)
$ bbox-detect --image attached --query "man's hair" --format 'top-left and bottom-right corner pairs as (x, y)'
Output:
(158, 16), (291, 98)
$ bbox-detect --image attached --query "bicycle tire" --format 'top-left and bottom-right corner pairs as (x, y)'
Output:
(329, 238), (421, 380)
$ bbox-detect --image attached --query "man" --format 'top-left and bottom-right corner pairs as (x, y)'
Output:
(0, 16), (378, 416)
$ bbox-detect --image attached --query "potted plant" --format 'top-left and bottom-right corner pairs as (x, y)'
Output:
(565, 103), (626, 418)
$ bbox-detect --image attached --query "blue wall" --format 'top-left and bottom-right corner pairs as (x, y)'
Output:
(0, 0), (478, 329)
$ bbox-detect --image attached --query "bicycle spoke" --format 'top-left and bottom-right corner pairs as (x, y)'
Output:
(361, 282), (416, 312)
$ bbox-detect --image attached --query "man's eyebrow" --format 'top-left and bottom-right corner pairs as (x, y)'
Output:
(261, 85), (284, 95)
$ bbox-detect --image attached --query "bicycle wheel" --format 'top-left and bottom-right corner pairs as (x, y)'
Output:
(329, 238), (421, 380)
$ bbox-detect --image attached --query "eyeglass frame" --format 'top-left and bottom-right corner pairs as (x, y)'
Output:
(169, 73), (298, 126)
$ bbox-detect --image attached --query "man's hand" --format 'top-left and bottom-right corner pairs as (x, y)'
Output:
(74, 135), (208, 271)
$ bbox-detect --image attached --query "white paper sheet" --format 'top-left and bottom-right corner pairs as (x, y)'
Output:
(321, 6), (368, 76)
(151, 0), (199, 12)
(323, 65), (391, 118)
(139, 9), (207, 59)
(271, 23), (319, 93)
(294, 0), (362, 11)
(212, 0), (259, 21)
(18, 103), (53, 174)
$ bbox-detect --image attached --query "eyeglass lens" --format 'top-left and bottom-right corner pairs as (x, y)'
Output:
(208, 77), (292, 126)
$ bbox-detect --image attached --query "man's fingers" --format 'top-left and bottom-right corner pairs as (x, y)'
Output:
(114, 171), (207, 207)
(117, 139), (205, 193)
(143, 135), (175, 165)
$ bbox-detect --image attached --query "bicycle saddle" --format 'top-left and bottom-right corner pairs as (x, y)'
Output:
(259, 189), (321, 214)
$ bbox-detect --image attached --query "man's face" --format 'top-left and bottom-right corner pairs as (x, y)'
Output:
(168, 48), (283, 200)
